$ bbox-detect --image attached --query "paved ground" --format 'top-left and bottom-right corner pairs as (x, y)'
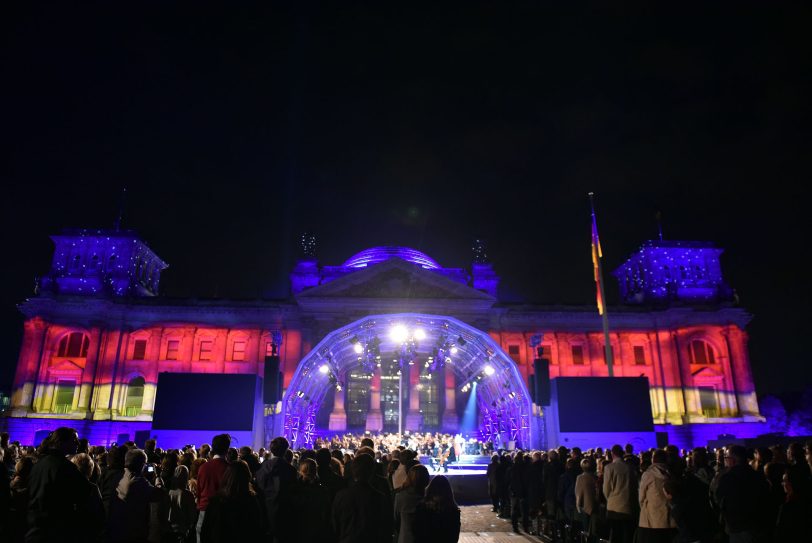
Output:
(459, 505), (538, 542)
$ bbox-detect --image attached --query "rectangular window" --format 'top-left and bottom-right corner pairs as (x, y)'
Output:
(633, 346), (646, 365)
(54, 380), (75, 413)
(133, 340), (147, 360)
(199, 340), (213, 361)
(166, 340), (179, 361)
(508, 345), (520, 362)
(232, 341), (246, 361)
(537, 345), (552, 360)
(602, 346), (615, 364)
(571, 345), (584, 365)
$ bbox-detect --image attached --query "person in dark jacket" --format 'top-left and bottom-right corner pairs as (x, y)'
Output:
(316, 447), (346, 502)
(25, 427), (91, 543)
(496, 454), (512, 518)
(486, 454), (500, 513)
(508, 451), (529, 533)
(290, 458), (333, 543)
(714, 445), (770, 543)
(774, 468), (812, 542)
(543, 450), (564, 520)
(331, 453), (391, 543)
(107, 448), (161, 543)
(100, 446), (127, 516)
(200, 460), (264, 543)
(413, 475), (461, 543)
(255, 436), (298, 542)
(557, 458), (578, 525)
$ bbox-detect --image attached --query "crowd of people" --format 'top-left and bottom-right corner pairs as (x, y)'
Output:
(314, 432), (489, 459)
(485, 441), (812, 542)
(1, 428), (812, 543)
(0, 429), (460, 543)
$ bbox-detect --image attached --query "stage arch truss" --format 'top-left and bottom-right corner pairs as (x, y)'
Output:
(282, 313), (533, 448)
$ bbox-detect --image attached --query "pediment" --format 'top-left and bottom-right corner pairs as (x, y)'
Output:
(296, 258), (494, 302)
(48, 359), (83, 373)
(692, 366), (724, 379)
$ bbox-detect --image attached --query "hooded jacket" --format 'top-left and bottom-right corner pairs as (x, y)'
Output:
(638, 462), (675, 529)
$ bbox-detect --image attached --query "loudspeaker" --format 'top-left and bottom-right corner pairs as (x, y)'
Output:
(528, 374), (536, 402)
(263, 355), (281, 404)
(534, 358), (550, 406)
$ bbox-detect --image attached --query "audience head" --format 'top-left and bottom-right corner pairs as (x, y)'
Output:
(39, 427), (80, 456)
(406, 464), (431, 493)
(315, 448), (332, 469)
(270, 436), (290, 458)
(652, 449), (668, 465)
(298, 458), (319, 483)
(350, 452), (375, 482)
(145, 438), (156, 452)
(611, 444), (624, 459)
(425, 475), (458, 511)
(787, 442), (804, 465)
(581, 458), (595, 473)
(725, 445), (748, 466)
(220, 460), (254, 498)
(71, 453), (95, 479)
(211, 434), (231, 457)
(360, 437), (375, 449)
(125, 448), (148, 473)
(173, 464), (190, 490)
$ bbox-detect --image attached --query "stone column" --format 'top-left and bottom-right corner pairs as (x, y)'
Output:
(77, 327), (103, 416)
(365, 367), (383, 432)
(725, 327), (761, 419)
(672, 331), (698, 421)
(11, 318), (49, 416)
(405, 363), (423, 430)
(442, 365), (459, 432)
(328, 384), (347, 432)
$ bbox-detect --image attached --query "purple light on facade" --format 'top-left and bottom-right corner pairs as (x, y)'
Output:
(39, 229), (168, 297)
(612, 240), (732, 304)
(343, 247), (441, 269)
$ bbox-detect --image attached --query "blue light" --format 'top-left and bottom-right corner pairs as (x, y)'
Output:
(343, 247), (440, 269)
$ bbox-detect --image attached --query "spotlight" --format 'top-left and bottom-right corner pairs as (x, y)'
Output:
(296, 390), (305, 398)
(353, 343), (364, 354)
(390, 324), (408, 343)
(319, 364), (329, 374)
(484, 365), (495, 376)
(450, 346), (458, 354)
(457, 335), (467, 347)
(335, 384), (342, 391)
(414, 328), (426, 340)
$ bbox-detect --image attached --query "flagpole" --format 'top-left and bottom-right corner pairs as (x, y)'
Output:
(589, 193), (614, 377)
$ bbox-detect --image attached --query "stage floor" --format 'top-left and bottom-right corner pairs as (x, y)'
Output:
(428, 467), (488, 476)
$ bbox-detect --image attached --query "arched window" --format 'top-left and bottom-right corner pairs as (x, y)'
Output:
(125, 376), (145, 416)
(108, 254), (117, 270)
(71, 254), (82, 270)
(690, 340), (716, 365)
(90, 254), (100, 270)
(57, 332), (90, 357)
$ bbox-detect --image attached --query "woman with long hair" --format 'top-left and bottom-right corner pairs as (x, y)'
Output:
(394, 465), (431, 543)
(414, 475), (461, 543)
(200, 460), (264, 543)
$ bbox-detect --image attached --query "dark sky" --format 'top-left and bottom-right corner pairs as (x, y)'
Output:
(2, 4), (810, 396)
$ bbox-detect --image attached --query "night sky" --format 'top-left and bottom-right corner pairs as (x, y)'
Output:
(2, 4), (810, 397)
